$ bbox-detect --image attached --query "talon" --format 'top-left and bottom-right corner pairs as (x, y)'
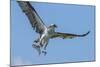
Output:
(42, 51), (47, 56)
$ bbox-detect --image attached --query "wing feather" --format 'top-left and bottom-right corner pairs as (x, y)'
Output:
(50, 31), (90, 39)
(17, 1), (47, 34)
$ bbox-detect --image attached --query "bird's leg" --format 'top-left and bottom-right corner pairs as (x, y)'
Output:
(39, 35), (45, 47)
(32, 42), (41, 55)
(41, 40), (49, 56)
(44, 40), (49, 50)
(33, 35), (44, 55)
(35, 35), (48, 55)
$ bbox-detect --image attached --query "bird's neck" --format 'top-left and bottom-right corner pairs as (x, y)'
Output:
(47, 27), (55, 34)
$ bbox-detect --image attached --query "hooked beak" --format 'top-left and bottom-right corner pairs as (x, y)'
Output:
(53, 24), (57, 28)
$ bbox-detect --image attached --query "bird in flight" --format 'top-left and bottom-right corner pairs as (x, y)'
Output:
(17, 1), (90, 55)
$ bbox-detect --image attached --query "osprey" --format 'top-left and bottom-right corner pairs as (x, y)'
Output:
(17, 1), (90, 55)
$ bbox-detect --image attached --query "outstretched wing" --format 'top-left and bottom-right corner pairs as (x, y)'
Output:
(50, 31), (90, 39)
(17, 1), (47, 34)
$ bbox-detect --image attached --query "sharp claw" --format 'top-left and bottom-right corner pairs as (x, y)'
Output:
(42, 51), (47, 56)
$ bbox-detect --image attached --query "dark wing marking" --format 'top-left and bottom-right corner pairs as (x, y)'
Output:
(50, 31), (90, 39)
(17, 1), (47, 34)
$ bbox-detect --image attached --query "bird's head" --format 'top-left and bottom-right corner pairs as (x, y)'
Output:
(49, 24), (57, 28)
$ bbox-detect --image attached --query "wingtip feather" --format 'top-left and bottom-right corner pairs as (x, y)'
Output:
(81, 31), (90, 37)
